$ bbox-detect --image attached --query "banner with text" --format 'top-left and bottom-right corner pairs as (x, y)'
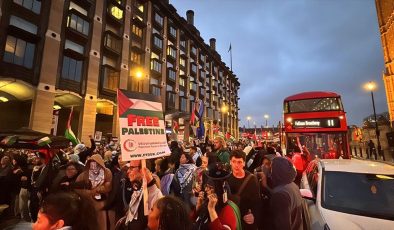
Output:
(117, 89), (171, 161)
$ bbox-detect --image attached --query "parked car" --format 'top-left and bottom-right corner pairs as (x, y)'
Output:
(300, 158), (394, 230)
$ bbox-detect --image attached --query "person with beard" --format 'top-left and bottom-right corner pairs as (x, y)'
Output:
(74, 154), (112, 230)
(270, 157), (303, 230)
(211, 137), (230, 166)
(171, 153), (196, 211)
(120, 160), (162, 230)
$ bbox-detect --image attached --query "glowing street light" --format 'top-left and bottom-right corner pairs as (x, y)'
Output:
(133, 68), (144, 92)
(364, 81), (384, 161)
(264, 114), (269, 127)
(246, 116), (251, 129)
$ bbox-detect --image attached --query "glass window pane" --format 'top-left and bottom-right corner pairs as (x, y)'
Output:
(14, 39), (26, 66)
(75, 60), (82, 82)
(65, 40), (84, 54)
(32, 0), (41, 14)
(4, 36), (16, 63)
(9, 15), (38, 34)
(23, 42), (35, 68)
(69, 1), (87, 16)
(62, 57), (70, 79)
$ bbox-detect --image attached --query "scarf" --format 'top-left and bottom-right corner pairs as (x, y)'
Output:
(125, 188), (143, 224)
(176, 163), (196, 193)
(89, 168), (104, 188)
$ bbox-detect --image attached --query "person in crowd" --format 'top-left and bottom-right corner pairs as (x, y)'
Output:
(212, 137), (230, 165)
(9, 153), (28, 219)
(192, 155), (209, 197)
(29, 152), (46, 222)
(104, 153), (129, 229)
(270, 157), (303, 230)
(0, 155), (12, 205)
(169, 141), (182, 170)
(74, 135), (96, 164)
(227, 150), (261, 230)
(160, 158), (175, 196)
(254, 154), (276, 230)
(291, 146), (310, 187)
(171, 153), (196, 211)
(154, 158), (165, 179)
(52, 161), (81, 192)
(32, 191), (98, 230)
(147, 196), (192, 230)
(193, 162), (241, 230)
(121, 160), (162, 230)
(190, 146), (202, 167)
(74, 154), (112, 230)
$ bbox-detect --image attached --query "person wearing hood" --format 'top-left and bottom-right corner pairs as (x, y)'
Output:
(211, 137), (230, 166)
(74, 154), (112, 230)
(270, 157), (303, 230)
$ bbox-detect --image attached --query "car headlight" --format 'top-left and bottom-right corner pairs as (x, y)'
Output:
(324, 223), (330, 230)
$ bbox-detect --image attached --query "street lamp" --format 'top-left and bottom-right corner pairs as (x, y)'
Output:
(364, 81), (384, 160)
(221, 104), (229, 133)
(133, 68), (144, 92)
(247, 116), (251, 129)
(264, 114), (269, 128)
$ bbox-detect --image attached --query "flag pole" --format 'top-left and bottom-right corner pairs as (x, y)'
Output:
(228, 43), (233, 72)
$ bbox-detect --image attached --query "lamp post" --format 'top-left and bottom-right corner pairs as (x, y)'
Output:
(247, 116), (251, 129)
(365, 81), (384, 161)
(264, 114), (269, 128)
(221, 104), (228, 133)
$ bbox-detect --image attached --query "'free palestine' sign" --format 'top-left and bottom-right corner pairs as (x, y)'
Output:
(117, 89), (170, 161)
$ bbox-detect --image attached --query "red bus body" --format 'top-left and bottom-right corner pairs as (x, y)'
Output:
(283, 91), (350, 159)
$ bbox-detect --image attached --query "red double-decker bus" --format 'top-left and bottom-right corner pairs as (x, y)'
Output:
(283, 91), (350, 159)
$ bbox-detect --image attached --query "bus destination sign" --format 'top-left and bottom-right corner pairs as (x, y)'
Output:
(293, 118), (340, 128)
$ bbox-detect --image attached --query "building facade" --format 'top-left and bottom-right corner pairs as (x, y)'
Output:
(0, 0), (240, 143)
(376, 0), (394, 125)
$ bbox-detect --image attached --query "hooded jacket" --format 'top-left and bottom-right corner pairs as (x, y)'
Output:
(270, 157), (303, 230)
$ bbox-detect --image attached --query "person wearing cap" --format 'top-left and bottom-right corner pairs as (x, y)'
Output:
(193, 162), (241, 230)
(74, 154), (112, 230)
(270, 157), (303, 230)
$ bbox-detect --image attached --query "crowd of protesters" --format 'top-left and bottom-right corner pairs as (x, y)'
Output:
(0, 135), (312, 230)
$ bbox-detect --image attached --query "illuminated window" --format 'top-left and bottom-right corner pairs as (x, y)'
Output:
(179, 77), (185, 87)
(9, 15), (38, 34)
(151, 52), (160, 60)
(179, 57), (186, 67)
(167, 46), (176, 59)
(179, 69), (185, 76)
(13, 0), (41, 14)
(102, 66), (119, 91)
(132, 24), (142, 37)
(110, 5), (123, 20)
(3, 35), (35, 69)
(130, 51), (141, 64)
(136, 3), (144, 12)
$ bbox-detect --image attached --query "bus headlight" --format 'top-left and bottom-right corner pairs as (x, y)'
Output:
(339, 115), (344, 119)
(286, 117), (293, 123)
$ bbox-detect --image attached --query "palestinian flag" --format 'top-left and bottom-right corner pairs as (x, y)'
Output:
(172, 120), (179, 134)
(65, 107), (79, 146)
(37, 136), (52, 147)
(0, 135), (17, 146)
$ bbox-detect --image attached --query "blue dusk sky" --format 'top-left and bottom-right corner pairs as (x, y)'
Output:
(170, 0), (386, 127)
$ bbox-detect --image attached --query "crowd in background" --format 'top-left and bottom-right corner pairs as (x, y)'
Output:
(0, 135), (311, 230)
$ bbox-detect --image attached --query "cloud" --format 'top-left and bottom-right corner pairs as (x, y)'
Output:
(171, 0), (386, 126)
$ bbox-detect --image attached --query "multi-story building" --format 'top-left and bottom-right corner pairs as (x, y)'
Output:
(0, 0), (240, 143)
(376, 0), (394, 126)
